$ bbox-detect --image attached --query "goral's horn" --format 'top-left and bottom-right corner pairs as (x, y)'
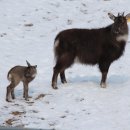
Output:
(122, 12), (125, 16)
(26, 60), (31, 67)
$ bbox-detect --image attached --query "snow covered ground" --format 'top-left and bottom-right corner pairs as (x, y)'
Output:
(0, 0), (130, 130)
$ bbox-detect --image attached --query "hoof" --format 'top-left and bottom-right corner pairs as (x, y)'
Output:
(6, 99), (12, 102)
(25, 98), (29, 101)
(100, 83), (107, 88)
(52, 86), (58, 90)
(12, 97), (15, 100)
(52, 82), (58, 89)
(61, 80), (67, 84)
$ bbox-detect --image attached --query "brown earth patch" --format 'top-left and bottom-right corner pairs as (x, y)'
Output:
(5, 118), (17, 125)
(24, 23), (33, 27)
(11, 111), (25, 116)
(35, 94), (46, 100)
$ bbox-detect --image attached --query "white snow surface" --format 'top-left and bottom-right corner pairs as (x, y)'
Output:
(0, 0), (130, 130)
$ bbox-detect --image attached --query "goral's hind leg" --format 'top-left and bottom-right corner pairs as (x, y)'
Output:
(6, 80), (20, 102)
(52, 66), (61, 89)
(11, 88), (15, 99)
(52, 53), (75, 89)
(60, 70), (67, 84)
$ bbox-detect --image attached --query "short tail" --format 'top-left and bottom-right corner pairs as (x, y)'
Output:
(7, 72), (12, 81)
(54, 38), (60, 61)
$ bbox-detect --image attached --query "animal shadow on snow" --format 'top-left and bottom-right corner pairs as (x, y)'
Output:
(67, 75), (129, 87)
(68, 75), (100, 84)
(109, 75), (129, 85)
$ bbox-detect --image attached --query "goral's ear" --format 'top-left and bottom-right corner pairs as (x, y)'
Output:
(108, 13), (115, 21)
(125, 13), (130, 21)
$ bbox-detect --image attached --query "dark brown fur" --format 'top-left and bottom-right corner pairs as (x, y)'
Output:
(6, 61), (37, 102)
(52, 13), (130, 89)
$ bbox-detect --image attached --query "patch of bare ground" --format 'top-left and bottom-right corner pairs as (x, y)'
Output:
(35, 93), (52, 100)
(35, 94), (46, 100)
(24, 23), (33, 27)
(60, 115), (66, 118)
(11, 111), (25, 116)
(5, 118), (17, 125)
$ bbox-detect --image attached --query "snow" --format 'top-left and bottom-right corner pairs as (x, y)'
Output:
(0, 0), (130, 130)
